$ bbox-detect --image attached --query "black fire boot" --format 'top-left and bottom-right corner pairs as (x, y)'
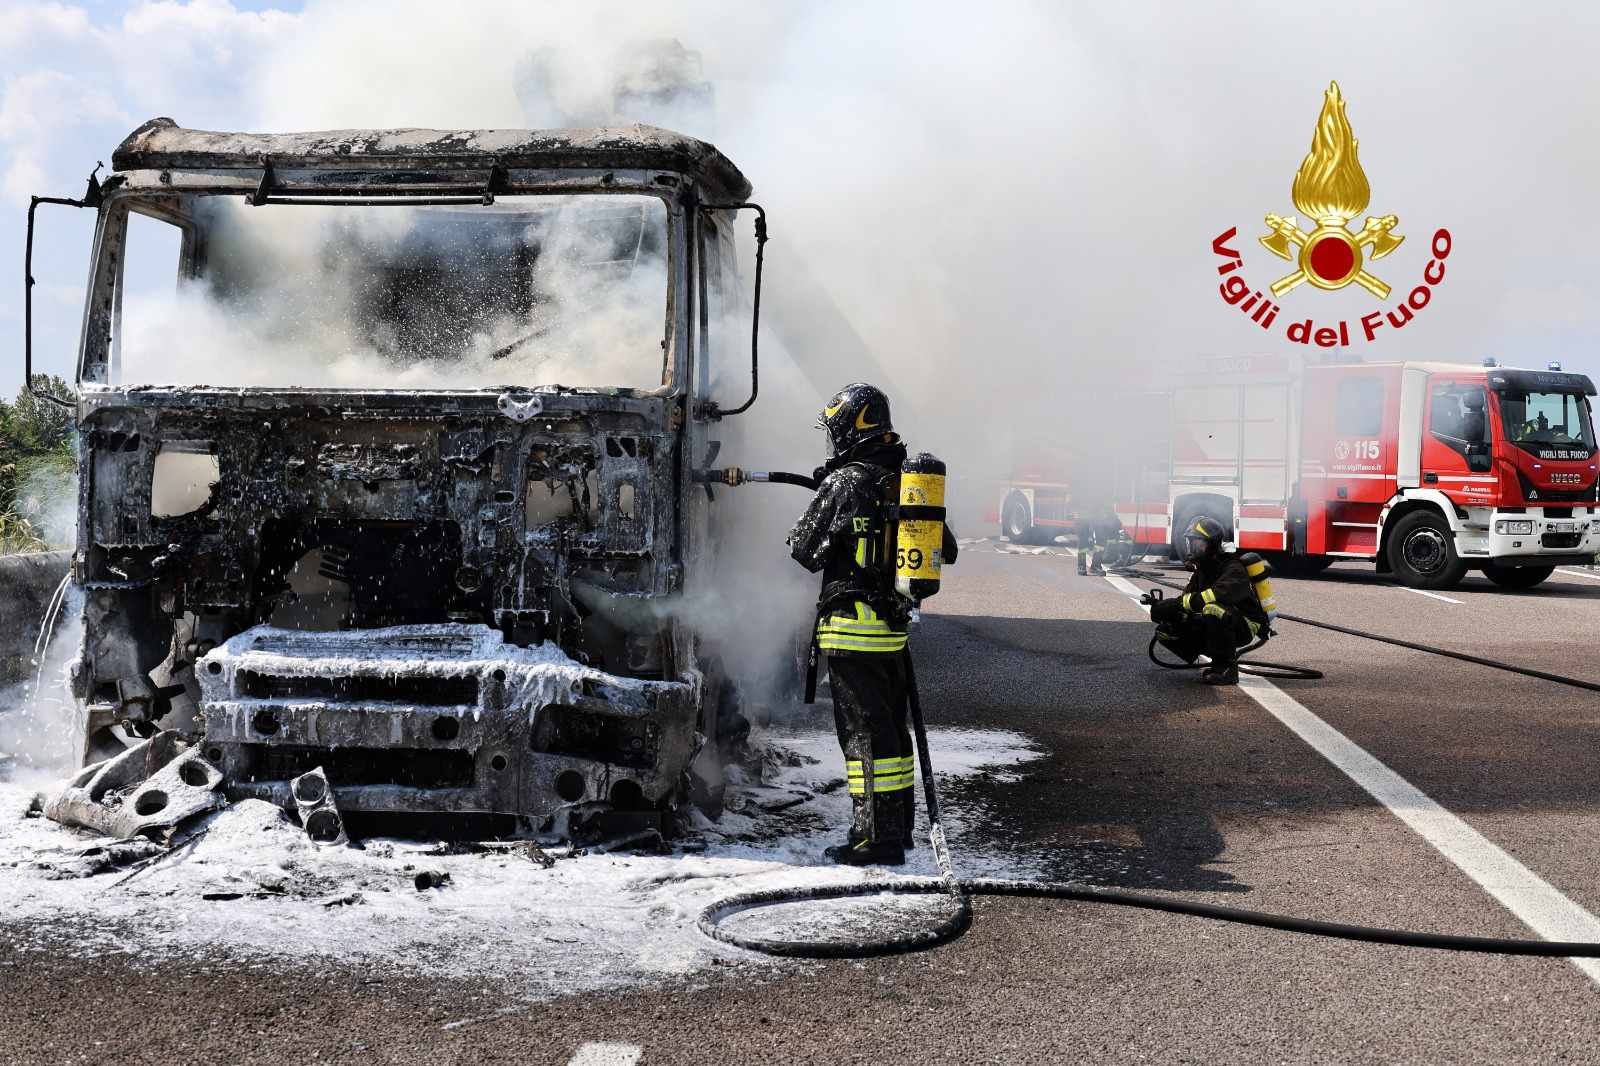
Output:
(1201, 663), (1239, 686)
(824, 839), (907, 867)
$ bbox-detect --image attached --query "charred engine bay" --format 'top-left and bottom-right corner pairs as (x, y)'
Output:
(71, 387), (707, 832)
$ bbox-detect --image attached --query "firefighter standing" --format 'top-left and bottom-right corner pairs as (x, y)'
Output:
(788, 383), (956, 866)
(1078, 504), (1128, 576)
(1147, 516), (1268, 686)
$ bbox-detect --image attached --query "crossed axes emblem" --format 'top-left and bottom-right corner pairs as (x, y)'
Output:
(1259, 213), (1404, 299)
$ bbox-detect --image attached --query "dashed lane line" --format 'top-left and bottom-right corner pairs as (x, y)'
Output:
(567, 1043), (644, 1065)
(1103, 571), (1600, 986)
(1397, 586), (1464, 604)
(1558, 568), (1600, 582)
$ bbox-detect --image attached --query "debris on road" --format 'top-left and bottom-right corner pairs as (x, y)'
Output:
(413, 869), (452, 891)
(44, 731), (224, 840)
(289, 767), (349, 848)
(0, 728), (1043, 997)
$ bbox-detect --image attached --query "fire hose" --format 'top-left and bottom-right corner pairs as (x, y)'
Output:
(697, 477), (1600, 959)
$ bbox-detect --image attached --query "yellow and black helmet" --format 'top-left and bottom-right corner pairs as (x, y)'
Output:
(1182, 515), (1227, 563)
(816, 382), (894, 458)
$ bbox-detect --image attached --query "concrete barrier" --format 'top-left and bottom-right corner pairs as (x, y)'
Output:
(0, 551), (71, 683)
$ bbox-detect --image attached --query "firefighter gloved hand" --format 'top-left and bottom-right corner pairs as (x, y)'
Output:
(1149, 598), (1184, 626)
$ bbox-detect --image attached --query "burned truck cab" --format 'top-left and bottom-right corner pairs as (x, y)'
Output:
(49, 119), (758, 830)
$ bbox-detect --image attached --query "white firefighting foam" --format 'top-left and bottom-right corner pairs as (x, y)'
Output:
(0, 726), (1042, 998)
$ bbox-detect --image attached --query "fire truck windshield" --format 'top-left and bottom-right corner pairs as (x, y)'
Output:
(1499, 390), (1596, 452)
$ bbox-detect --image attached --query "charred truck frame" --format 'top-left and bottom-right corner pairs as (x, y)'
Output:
(24, 119), (765, 834)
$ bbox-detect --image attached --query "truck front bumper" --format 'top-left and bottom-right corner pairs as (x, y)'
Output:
(1475, 507), (1600, 564)
(196, 624), (698, 825)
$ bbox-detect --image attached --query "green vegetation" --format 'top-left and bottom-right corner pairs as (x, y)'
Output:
(0, 375), (76, 555)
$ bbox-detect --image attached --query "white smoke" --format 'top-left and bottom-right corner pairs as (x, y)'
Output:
(118, 195), (671, 391)
(0, 581), (82, 775)
(13, 461), (77, 548)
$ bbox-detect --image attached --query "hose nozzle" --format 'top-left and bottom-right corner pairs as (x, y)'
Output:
(691, 466), (748, 487)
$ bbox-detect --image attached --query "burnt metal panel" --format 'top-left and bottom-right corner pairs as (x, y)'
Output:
(112, 118), (752, 202)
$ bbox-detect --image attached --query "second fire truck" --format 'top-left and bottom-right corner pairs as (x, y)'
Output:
(999, 355), (1599, 591)
(1111, 356), (1599, 590)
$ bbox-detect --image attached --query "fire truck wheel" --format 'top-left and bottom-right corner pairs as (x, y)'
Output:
(1387, 510), (1467, 589)
(1481, 563), (1554, 590)
(1001, 492), (1037, 543)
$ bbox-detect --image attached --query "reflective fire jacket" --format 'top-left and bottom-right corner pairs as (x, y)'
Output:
(1178, 553), (1271, 635)
(788, 445), (910, 655)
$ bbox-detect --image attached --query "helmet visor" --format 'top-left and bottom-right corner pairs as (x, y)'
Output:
(1184, 535), (1210, 560)
(817, 420), (836, 458)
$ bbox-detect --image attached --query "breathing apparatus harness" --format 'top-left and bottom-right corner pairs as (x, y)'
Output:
(693, 469), (1600, 962)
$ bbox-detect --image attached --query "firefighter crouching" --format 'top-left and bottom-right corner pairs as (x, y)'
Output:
(787, 383), (958, 867)
(1147, 516), (1271, 687)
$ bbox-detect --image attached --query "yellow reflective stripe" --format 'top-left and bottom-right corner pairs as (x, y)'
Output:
(819, 631), (905, 642)
(1201, 588), (1217, 605)
(855, 537), (868, 567)
(1201, 603), (1227, 619)
(818, 628), (906, 640)
(844, 773), (914, 782)
(819, 630), (908, 646)
(838, 752), (915, 793)
(1181, 593), (1196, 611)
(847, 775), (915, 794)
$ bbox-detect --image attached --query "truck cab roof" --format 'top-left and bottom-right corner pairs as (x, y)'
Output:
(1311, 361), (1597, 396)
(111, 117), (752, 201)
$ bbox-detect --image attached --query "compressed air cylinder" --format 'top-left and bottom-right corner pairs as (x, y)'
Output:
(896, 453), (947, 602)
(1238, 552), (1278, 627)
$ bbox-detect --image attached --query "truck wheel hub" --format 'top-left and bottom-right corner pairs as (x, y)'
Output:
(1403, 528), (1448, 573)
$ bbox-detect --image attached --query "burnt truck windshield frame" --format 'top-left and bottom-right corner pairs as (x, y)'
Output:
(43, 121), (762, 832)
(78, 182), (682, 395)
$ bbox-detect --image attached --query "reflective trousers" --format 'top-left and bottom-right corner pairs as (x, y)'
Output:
(828, 652), (914, 847)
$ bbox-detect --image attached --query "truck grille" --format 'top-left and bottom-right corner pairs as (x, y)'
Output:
(1542, 531), (1583, 549)
(237, 670), (478, 706)
(252, 745), (475, 788)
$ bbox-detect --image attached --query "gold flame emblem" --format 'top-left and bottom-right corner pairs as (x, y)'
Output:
(1259, 82), (1404, 299)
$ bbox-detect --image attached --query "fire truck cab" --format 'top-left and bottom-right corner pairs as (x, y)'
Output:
(1123, 358), (1599, 590)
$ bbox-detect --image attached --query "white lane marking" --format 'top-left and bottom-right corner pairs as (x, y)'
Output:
(1103, 572), (1600, 983)
(1397, 586), (1463, 604)
(1558, 568), (1600, 582)
(568, 1043), (643, 1066)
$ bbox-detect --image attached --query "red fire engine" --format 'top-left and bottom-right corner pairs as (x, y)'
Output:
(1097, 356), (1599, 590)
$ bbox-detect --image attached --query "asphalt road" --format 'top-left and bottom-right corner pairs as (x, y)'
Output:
(8, 544), (1600, 1064)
